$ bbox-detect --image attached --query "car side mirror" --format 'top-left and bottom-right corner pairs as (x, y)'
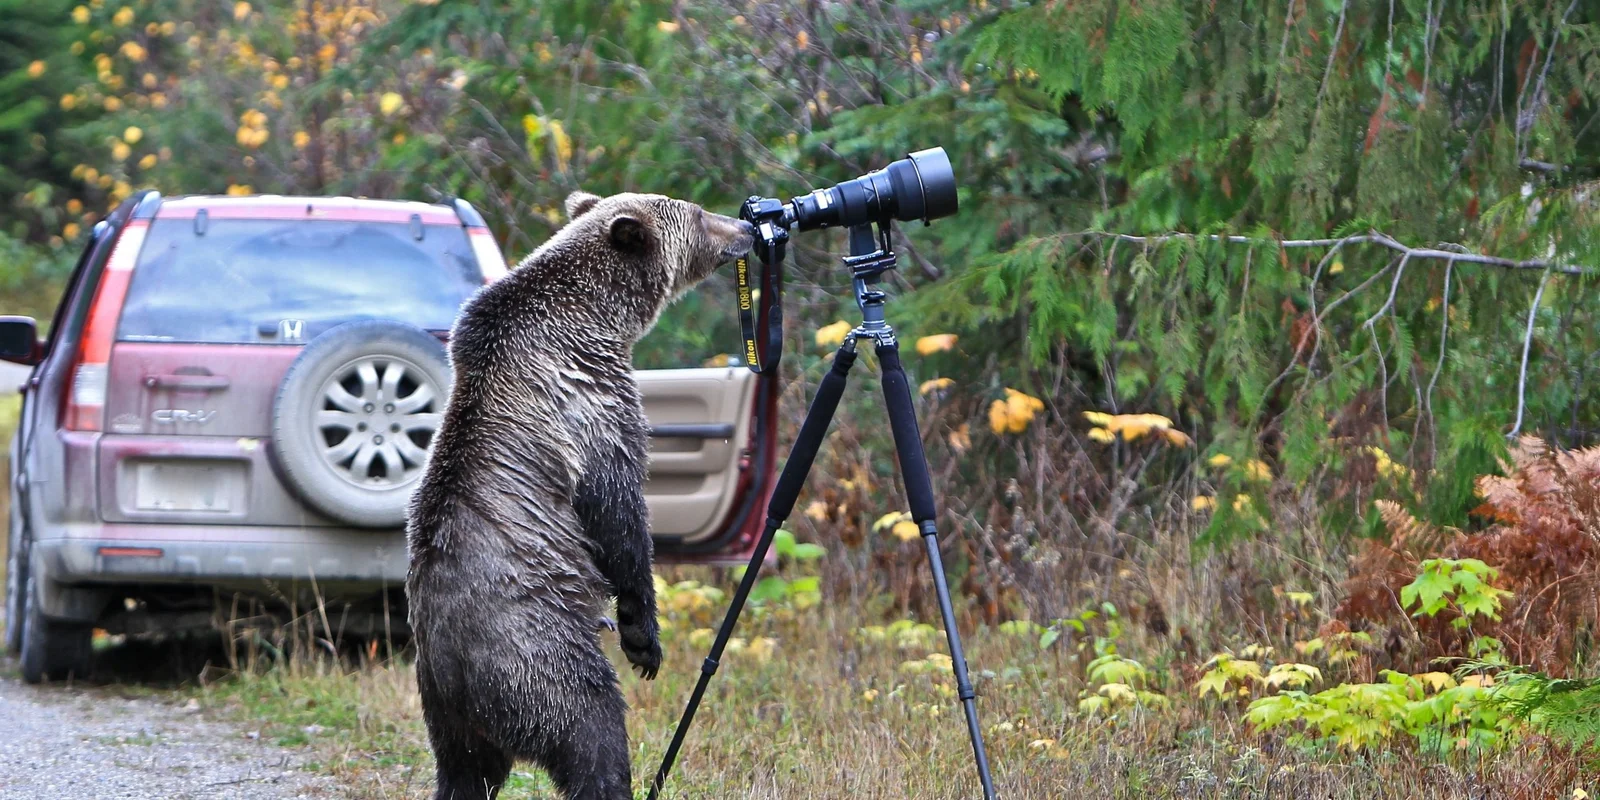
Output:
(0, 316), (41, 366)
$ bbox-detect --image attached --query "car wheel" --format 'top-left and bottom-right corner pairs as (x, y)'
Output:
(19, 574), (92, 684)
(5, 495), (26, 655)
(270, 320), (452, 528)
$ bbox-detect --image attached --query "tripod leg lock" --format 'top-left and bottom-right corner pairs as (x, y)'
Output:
(701, 657), (721, 676)
(957, 681), (977, 702)
(919, 520), (938, 537)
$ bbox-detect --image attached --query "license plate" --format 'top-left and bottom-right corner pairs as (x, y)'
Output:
(133, 462), (235, 512)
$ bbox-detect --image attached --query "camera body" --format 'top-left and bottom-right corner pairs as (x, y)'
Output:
(735, 147), (958, 374)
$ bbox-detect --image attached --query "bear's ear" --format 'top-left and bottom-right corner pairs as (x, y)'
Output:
(609, 214), (649, 253)
(564, 191), (601, 220)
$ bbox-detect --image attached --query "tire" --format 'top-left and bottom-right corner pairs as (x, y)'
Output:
(271, 320), (452, 528)
(5, 492), (25, 655)
(19, 574), (92, 684)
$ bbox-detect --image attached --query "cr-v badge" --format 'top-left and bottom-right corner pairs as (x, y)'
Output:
(152, 409), (217, 424)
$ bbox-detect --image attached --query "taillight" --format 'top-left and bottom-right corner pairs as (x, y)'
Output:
(469, 226), (509, 283)
(66, 221), (147, 431)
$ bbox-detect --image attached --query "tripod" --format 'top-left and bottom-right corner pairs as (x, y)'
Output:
(647, 223), (998, 799)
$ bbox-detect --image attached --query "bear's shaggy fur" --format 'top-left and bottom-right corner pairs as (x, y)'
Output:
(405, 191), (754, 800)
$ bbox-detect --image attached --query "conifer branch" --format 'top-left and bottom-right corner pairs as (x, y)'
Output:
(1077, 231), (1593, 276)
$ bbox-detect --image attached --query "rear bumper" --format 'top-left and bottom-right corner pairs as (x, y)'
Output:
(34, 523), (408, 590)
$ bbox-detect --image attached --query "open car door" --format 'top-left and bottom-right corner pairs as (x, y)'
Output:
(637, 365), (776, 563)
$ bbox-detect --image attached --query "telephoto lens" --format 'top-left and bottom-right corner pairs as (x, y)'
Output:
(791, 147), (958, 231)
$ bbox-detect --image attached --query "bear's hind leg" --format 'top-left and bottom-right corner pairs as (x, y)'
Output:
(528, 647), (632, 800)
(429, 720), (513, 800)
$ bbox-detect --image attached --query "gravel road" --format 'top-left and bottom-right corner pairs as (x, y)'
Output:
(0, 662), (333, 799)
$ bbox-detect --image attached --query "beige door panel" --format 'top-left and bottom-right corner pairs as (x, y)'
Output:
(637, 367), (755, 543)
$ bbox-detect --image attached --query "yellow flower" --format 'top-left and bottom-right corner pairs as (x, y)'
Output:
(138, 153), (156, 169)
(145, 21), (159, 35)
(271, 74), (289, 90)
(141, 73), (157, 89)
(160, 21), (174, 35)
(915, 334), (957, 355)
(72, 5), (90, 24)
(60, 94), (78, 110)
(815, 320), (853, 348)
(1243, 459), (1273, 482)
(150, 92), (166, 109)
(861, 689), (879, 703)
(71, 41), (85, 55)
(27, 60), (45, 78)
(919, 377), (954, 396)
(111, 6), (133, 26)
(120, 41), (146, 62)
(63, 222), (81, 240)
(293, 130), (310, 149)
(81, 167), (99, 183)
(656, 20), (679, 33)
(103, 96), (123, 111)
(225, 184), (252, 196)
(379, 91), (404, 116)
(1191, 495), (1215, 511)
(803, 500), (828, 522)
(891, 520), (920, 542)
(66, 199), (83, 214)
(1206, 453), (1233, 468)
(111, 141), (130, 161)
(122, 126), (142, 144)
(97, 174), (112, 188)
(233, 1), (251, 21)
(989, 388), (1045, 435)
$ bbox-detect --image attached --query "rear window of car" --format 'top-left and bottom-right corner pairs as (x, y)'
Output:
(116, 218), (483, 344)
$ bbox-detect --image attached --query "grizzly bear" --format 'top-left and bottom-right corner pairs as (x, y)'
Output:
(405, 191), (755, 800)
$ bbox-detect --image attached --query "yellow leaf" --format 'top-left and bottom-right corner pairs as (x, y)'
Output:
(804, 500), (828, 522)
(1460, 674), (1494, 688)
(1191, 495), (1215, 511)
(72, 5), (90, 24)
(66, 199), (82, 213)
(861, 689), (879, 703)
(1329, 259), (1344, 275)
(26, 60), (45, 78)
(379, 91), (404, 116)
(141, 73), (156, 89)
(1206, 453), (1233, 468)
(891, 520), (920, 542)
(1161, 428), (1191, 447)
(225, 183), (252, 196)
(122, 126), (142, 144)
(1087, 428), (1116, 444)
(103, 95), (122, 111)
(112, 6), (134, 26)
(1232, 494), (1252, 511)
(657, 20), (679, 33)
(919, 377), (954, 396)
(233, 1), (251, 21)
(60, 94), (77, 111)
(1244, 459), (1273, 482)
(796, 30), (809, 50)
(293, 130), (309, 149)
(119, 41), (146, 62)
(548, 119), (572, 165)
(872, 511), (910, 532)
(815, 320), (852, 348)
(1082, 411), (1113, 427)
(137, 153), (156, 169)
(915, 334), (957, 355)
(987, 400), (1009, 435)
(63, 222), (81, 240)
(946, 423), (971, 453)
(110, 141), (130, 161)
(1415, 672), (1458, 692)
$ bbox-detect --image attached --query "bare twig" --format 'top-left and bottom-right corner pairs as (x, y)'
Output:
(1315, 0), (1350, 119)
(1509, 269), (1553, 439)
(1072, 230), (1591, 276)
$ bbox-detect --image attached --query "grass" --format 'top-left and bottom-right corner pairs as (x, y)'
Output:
(183, 574), (1594, 800)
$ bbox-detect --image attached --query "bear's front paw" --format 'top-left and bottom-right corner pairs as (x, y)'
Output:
(620, 623), (662, 680)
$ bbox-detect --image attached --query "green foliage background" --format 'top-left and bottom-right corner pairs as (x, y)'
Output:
(4, 0), (1600, 579)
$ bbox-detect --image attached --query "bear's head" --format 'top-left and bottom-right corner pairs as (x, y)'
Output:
(553, 190), (754, 338)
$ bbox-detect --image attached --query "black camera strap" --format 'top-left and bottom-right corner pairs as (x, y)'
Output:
(737, 209), (788, 374)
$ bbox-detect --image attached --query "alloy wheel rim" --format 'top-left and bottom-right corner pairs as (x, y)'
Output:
(313, 355), (442, 489)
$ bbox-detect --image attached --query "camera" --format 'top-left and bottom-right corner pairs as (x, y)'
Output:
(736, 147), (958, 374)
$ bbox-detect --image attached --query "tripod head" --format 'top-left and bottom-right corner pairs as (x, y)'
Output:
(734, 147), (957, 374)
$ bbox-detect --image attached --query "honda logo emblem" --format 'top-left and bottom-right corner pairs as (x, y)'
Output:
(279, 319), (306, 340)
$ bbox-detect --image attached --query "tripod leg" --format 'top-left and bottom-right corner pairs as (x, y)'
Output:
(648, 346), (859, 800)
(877, 342), (999, 800)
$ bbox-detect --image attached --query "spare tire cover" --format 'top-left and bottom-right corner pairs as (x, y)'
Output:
(270, 320), (451, 528)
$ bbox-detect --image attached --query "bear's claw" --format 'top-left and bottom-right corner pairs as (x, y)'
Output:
(597, 616), (618, 632)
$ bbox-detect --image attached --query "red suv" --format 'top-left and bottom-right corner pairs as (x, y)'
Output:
(1, 191), (775, 683)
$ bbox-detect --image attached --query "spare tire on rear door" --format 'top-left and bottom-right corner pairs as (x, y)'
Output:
(271, 320), (451, 528)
